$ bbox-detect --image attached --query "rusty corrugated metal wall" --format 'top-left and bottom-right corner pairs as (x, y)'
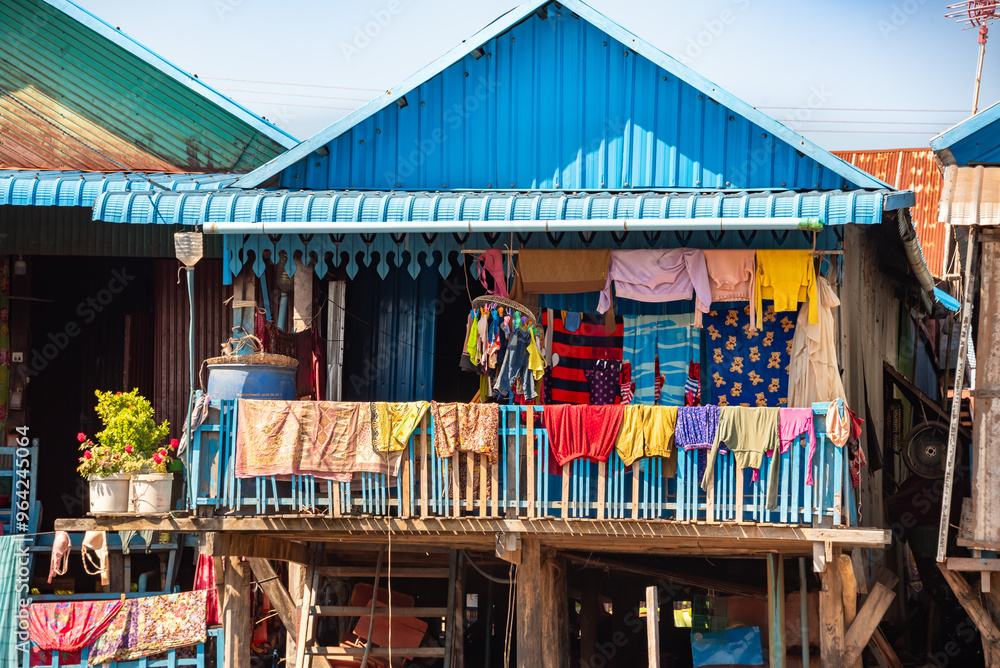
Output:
(153, 259), (229, 439)
(833, 149), (946, 277)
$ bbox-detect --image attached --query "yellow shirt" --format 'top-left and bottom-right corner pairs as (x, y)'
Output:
(755, 250), (818, 329)
(527, 330), (546, 381)
(615, 405), (678, 467)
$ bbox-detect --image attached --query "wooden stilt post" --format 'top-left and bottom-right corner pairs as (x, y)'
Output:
(819, 547), (844, 667)
(223, 556), (252, 668)
(646, 586), (661, 668)
(839, 553), (861, 668)
(579, 577), (600, 667)
(799, 557), (811, 668)
(516, 536), (569, 668)
(287, 562), (305, 667)
(767, 554), (786, 668)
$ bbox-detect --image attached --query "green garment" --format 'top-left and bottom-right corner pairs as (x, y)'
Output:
(466, 313), (480, 365)
(701, 407), (782, 509)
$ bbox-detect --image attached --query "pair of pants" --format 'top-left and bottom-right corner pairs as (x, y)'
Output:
(622, 315), (700, 405)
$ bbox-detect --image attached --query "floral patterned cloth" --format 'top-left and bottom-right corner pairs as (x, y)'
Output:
(28, 600), (123, 651)
(430, 402), (499, 460)
(371, 402), (430, 452)
(88, 591), (207, 665)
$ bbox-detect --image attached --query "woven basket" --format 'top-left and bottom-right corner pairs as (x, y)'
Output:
(472, 295), (537, 320)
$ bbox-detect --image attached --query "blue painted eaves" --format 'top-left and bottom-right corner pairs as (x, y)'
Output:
(234, 0), (890, 191)
(0, 170), (238, 207)
(41, 0), (299, 150)
(931, 99), (1000, 166)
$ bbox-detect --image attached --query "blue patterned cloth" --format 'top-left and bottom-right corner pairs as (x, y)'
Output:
(622, 315), (700, 405)
(702, 301), (796, 408)
(676, 405), (724, 480)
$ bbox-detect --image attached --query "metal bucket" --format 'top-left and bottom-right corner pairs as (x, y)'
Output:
(206, 363), (297, 401)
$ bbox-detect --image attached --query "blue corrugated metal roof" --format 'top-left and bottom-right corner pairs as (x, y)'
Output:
(934, 287), (961, 312)
(931, 99), (1000, 166)
(91, 188), (902, 227)
(234, 0), (889, 193)
(0, 170), (238, 207)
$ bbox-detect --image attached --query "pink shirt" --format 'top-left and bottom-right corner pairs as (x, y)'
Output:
(779, 407), (818, 484)
(703, 249), (756, 327)
(598, 249), (712, 323)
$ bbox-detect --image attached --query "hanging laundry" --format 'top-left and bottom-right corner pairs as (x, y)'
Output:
(622, 315), (699, 405)
(584, 359), (622, 405)
(598, 249), (713, 325)
(473, 248), (510, 297)
(118, 529), (155, 555)
(703, 301), (796, 408)
(685, 362), (701, 406)
(88, 590), (208, 665)
(512, 249), (611, 296)
(48, 531), (70, 584)
(616, 405), (678, 469)
(81, 531), (108, 584)
(777, 408), (817, 484)
(675, 405), (724, 481)
(786, 274), (847, 408)
(702, 407), (781, 508)
(754, 249), (817, 329)
(462, 311), (480, 369)
(620, 362), (635, 405)
(28, 600), (125, 652)
(543, 311), (623, 404)
(704, 249), (757, 327)
(826, 400), (850, 447)
(495, 325), (533, 399)
(430, 402), (500, 460)
(371, 402), (430, 452)
(527, 329), (547, 382)
(545, 404), (625, 467)
(194, 554), (221, 626)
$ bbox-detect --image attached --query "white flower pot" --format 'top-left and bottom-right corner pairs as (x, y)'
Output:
(88, 474), (131, 514)
(131, 473), (173, 514)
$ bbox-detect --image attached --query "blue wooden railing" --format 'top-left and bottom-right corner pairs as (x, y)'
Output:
(188, 401), (853, 526)
(25, 624), (223, 667)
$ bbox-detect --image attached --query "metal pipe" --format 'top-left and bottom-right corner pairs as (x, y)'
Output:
(202, 217), (824, 235)
(974, 38), (987, 115)
(799, 557), (810, 668)
(183, 266), (195, 511)
(897, 208), (936, 312)
(137, 569), (159, 593)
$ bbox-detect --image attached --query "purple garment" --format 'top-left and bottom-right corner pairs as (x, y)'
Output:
(584, 360), (622, 406)
(598, 249), (713, 320)
(676, 405), (725, 481)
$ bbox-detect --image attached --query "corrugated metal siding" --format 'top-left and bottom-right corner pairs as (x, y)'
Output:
(0, 170), (238, 206)
(931, 100), (1000, 166)
(279, 9), (854, 192)
(92, 188), (893, 226)
(153, 259), (230, 440)
(0, 206), (224, 257)
(0, 0), (291, 171)
(834, 149), (946, 277)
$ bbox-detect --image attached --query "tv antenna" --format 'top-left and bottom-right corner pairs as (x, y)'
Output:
(946, 1), (1000, 113)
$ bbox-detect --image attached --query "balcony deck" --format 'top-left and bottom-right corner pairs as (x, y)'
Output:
(57, 401), (890, 556)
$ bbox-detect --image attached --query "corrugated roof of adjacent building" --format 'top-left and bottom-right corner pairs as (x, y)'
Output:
(931, 99), (1000, 167)
(235, 0), (890, 193)
(0, 170), (238, 206)
(0, 0), (297, 172)
(833, 148), (947, 277)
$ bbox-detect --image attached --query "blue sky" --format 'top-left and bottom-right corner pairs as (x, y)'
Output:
(76, 0), (1000, 152)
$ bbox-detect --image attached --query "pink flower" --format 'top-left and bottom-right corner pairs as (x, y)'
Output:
(169, 439), (179, 450)
(153, 453), (164, 464)
(84, 451), (92, 460)
(124, 445), (133, 454)
(76, 432), (86, 443)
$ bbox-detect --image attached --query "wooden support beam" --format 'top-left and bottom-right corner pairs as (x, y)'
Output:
(841, 582), (896, 667)
(223, 556), (252, 668)
(453, 550), (466, 668)
(216, 534), (309, 564)
(496, 531), (522, 565)
(287, 562), (305, 668)
(840, 553), (861, 668)
(579, 576), (600, 668)
(946, 557), (1000, 572)
(646, 586), (661, 668)
(292, 256), (313, 333)
(938, 562), (1000, 664)
(819, 548), (845, 666)
(517, 536), (569, 668)
(767, 554), (786, 668)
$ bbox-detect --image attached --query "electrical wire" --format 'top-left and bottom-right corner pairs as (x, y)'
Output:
(462, 550), (512, 584)
(198, 75), (384, 92)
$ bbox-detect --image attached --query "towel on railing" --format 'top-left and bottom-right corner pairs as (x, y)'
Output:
(702, 406), (782, 509)
(430, 402), (499, 460)
(545, 404), (624, 467)
(235, 400), (404, 481)
(28, 600), (124, 651)
(776, 407), (817, 484)
(88, 590), (207, 665)
(372, 402), (430, 452)
(615, 405), (677, 474)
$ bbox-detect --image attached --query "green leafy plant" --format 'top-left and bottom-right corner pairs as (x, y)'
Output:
(77, 389), (171, 478)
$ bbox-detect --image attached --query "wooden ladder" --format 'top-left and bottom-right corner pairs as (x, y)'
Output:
(294, 549), (463, 666)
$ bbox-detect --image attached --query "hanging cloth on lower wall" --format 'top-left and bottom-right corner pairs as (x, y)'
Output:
(88, 590), (208, 665)
(615, 405), (678, 477)
(702, 406), (781, 509)
(622, 315), (699, 405)
(28, 600), (125, 652)
(430, 402), (500, 460)
(543, 311), (623, 404)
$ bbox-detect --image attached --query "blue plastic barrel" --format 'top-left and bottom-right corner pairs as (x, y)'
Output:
(206, 363), (297, 401)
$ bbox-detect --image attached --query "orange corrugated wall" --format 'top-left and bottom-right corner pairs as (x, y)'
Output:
(834, 149), (946, 278)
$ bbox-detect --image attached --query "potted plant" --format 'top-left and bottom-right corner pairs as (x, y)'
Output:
(131, 438), (179, 514)
(77, 389), (170, 514)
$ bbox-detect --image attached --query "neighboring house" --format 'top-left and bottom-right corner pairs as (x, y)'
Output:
(34, 1), (954, 666)
(930, 99), (1000, 666)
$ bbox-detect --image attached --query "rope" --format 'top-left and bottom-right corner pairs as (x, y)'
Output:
(503, 563), (516, 668)
(359, 544), (386, 668)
